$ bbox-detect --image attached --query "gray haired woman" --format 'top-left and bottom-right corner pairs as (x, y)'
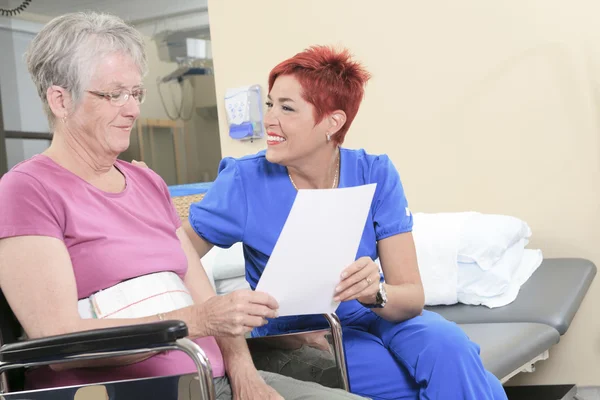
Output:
(0, 12), (365, 400)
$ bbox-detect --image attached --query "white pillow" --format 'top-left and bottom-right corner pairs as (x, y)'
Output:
(458, 249), (543, 308)
(201, 242), (246, 282)
(215, 275), (251, 296)
(457, 213), (532, 270)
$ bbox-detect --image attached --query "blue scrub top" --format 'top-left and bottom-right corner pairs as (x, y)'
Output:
(189, 148), (413, 324)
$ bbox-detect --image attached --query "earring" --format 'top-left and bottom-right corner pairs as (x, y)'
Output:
(62, 115), (67, 124)
(326, 133), (332, 142)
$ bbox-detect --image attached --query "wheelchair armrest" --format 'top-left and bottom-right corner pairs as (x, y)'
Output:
(0, 320), (188, 364)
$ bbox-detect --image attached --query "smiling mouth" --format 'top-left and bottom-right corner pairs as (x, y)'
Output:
(267, 134), (286, 144)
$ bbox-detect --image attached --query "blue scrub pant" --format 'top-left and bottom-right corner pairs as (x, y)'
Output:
(343, 309), (506, 399)
(260, 309), (507, 400)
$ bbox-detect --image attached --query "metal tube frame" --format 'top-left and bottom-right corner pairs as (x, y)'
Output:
(324, 313), (350, 392)
(0, 371), (6, 395)
(0, 338), (215, 400)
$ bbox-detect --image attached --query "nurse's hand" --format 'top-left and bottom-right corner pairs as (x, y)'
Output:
(198, 289), (279, 337)
(334, 257), (381, 305)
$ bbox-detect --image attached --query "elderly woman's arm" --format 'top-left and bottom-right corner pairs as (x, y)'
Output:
(182, 220), (213, 259)
(0, 229), (277, 370)
(178, 227), (284, 399)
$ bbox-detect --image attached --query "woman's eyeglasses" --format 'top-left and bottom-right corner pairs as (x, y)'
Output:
(87, 88), (147, 107)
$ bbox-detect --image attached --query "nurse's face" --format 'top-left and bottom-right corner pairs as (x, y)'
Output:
(263, 74), (331, 166)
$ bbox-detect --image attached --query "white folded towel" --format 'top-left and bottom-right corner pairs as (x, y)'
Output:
(458, 249), (543, 308)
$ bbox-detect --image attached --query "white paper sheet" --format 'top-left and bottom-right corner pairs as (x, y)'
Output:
(255, 184), (377, 316)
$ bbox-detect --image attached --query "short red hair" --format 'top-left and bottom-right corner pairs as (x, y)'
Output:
(268, 45), (371, 145)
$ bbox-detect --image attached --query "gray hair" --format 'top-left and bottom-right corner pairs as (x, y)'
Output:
(26, 11), (148, 128)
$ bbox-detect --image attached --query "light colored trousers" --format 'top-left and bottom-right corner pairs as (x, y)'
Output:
(214, 371), (367, 400)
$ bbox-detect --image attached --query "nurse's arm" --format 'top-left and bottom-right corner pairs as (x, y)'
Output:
(375, 232), (425, 322)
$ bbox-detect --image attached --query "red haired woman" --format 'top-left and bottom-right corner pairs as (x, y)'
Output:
(185, 46), (507, 400)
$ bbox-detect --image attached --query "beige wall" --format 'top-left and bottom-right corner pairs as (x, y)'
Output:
(208, 0), (600, 386)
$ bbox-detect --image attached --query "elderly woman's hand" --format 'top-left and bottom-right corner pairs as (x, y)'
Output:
(197, 289), (279, 337)
(334, 257), (381, 305)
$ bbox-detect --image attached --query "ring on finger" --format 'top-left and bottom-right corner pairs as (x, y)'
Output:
(366, 276), (372, 285)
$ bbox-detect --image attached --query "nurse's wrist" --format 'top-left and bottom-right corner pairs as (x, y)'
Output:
(357, 292), (377, 305)
(358, 282), (388, 308)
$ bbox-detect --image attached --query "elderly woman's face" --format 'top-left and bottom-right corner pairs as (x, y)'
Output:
(69, 52), (142, 157)
(264, 75), (329, 165)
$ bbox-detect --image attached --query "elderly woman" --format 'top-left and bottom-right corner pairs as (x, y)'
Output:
(183, 46), (508, 400)
(0, 12), (364, 400)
